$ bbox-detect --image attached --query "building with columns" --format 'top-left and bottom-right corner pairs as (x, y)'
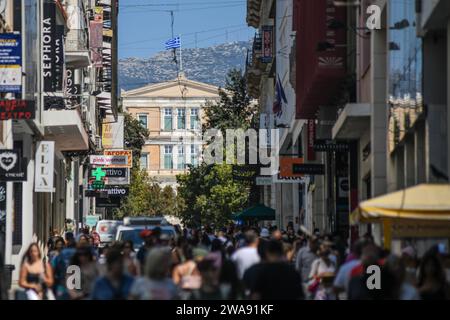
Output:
(122, 75), (220, 188)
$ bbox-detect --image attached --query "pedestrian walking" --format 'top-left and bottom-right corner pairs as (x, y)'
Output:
(231, 230), (260, 279)
(19, 243), (54, 300)
(90, 248), (134, 300)
(129, 247), (179, 300)
(247, 240), (304, 300)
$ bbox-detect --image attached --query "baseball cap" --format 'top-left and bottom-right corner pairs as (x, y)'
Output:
(260, 228), (270, 238)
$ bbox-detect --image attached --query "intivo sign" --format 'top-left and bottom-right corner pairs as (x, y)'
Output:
(85, 186), (129, 198)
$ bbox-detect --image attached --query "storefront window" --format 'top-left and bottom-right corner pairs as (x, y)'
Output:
(388, 1), (423, 152)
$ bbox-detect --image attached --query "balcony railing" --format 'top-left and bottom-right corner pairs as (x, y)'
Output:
(65, 28), (88, 52)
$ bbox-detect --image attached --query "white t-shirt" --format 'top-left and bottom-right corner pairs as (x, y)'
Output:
(231, 246), (260, 279)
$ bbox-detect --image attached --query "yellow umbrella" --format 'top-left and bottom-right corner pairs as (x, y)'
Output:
(351, 184), (450, 224)
(350, 184), (450, 249)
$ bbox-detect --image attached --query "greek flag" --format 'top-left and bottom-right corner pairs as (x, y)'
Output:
(165, 36), (181, 50)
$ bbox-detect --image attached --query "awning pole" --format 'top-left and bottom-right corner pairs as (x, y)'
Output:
(382, 219), (392, 250)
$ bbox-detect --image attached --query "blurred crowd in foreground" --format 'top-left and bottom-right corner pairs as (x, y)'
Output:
(13, 224), (450, 300)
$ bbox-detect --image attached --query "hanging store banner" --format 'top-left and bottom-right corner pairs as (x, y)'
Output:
(0, 33), (22, 93)
(65, 68), (81, 104)
(0, 182), (6, 218)
(279, 157), (304, 178)
(0, 100), (35, 120)
(307, 120), (316, 161)
(256, 176), (273, 186)
(261, 26), (273, 63)
(0, 150), (27, 181)
(42, 1), (56, 92)
(104, 169), (130, 185)
(34, 141), (55, 192)
(89, 21), (103, 67)
(85, 186), (129, 198)
(91, 167), (127, 179)
(89, 155), (130, 168)
(102, 115), (124, 149)
(96, 197), (121, 208)
(94, 6), (103, 22)
(54, 25), (65, 91)
(313, 139), (349, 152)
(104, 150), (133, 168)
(292, 163), (325, 175)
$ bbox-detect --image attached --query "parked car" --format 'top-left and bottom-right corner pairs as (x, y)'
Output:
(123, 216), (169, 226)
(97, 220), (123, 247)
(115, 224), (177, 250)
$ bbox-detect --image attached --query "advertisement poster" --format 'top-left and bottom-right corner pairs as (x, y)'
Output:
(0, 33), (22, 93)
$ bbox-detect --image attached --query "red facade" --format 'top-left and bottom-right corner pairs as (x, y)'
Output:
(293, 0), (347, 119)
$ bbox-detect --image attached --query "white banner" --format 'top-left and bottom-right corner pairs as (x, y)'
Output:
(89, 155), (129, 167)
(35, 141), (55, 192)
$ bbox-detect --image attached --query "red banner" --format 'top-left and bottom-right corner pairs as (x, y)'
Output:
(307, 120), (316, 161)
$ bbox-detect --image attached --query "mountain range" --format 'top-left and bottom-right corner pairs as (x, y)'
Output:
(119, 41), (252, 91)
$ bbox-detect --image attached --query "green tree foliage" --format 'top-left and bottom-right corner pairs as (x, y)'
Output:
(176, 164), (249, 227)
(203, 68), (258, 133)
(123, 112), (149, 167)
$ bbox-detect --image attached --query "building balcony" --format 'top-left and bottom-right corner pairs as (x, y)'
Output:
(65, 28), (90, 68)
(43, 108), (89, 151)
(332, 103), (370, 140)
(247, 0), (262, 28)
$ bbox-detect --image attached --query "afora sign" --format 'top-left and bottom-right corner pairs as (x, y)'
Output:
(0, 100), (35, 120)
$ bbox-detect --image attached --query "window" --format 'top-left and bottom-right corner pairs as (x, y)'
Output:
(164, 145), (173, 169)
(190, 108), (199, 129)
(190, 144), (199, 167)
(177, 146), (185, 169)
(164, 108), (172, 131)
(140, 153), (148, 170)
(177, 108), (186, 129)
(138, 114), (148, 128)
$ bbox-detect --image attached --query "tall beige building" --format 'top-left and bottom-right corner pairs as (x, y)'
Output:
(122, 75), (220, 188)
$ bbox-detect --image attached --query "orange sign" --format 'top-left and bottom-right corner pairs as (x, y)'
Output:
(279, 157), (304, 178)
(104, 150), (132, 168)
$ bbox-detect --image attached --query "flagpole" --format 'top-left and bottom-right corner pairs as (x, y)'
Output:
(179, 34), (183, 74)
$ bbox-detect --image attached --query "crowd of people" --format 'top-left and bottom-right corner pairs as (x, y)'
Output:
(16, 223), (450, 300)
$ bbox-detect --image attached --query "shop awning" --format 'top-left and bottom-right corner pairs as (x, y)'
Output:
(233, 204), (276, 221)
(350, 184), (450, 225)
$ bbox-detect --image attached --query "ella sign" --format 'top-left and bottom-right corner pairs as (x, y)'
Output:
(34, 141), (55, 192)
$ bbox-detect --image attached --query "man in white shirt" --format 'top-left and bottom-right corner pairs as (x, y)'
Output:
(231, 230), (260, 279)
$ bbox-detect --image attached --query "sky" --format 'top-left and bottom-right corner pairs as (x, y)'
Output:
(118, 0), (254, 59)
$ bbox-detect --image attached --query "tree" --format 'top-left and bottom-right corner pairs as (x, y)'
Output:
(176, 69), (259, 228)
(176, 164), (249, 227)
(123, 112), (149, 167)
(203, 68), (258, 133)
(115, 113), (183, 218)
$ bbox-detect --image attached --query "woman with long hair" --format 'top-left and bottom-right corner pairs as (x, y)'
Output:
(19, 243), (54, 300)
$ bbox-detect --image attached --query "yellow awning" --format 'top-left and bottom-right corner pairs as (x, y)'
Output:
(350, 183), (450, 224)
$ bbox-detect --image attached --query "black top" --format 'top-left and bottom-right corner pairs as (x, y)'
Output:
(251, 262), (304, 300)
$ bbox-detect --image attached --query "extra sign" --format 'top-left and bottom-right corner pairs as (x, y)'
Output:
(104, 150), (132, 167)
(0, 150), (27, 181)
(0, 100), (36, 120)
